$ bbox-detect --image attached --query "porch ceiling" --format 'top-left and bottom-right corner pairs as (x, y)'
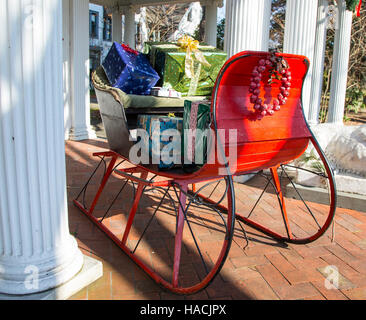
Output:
(90, 0), (193, 9)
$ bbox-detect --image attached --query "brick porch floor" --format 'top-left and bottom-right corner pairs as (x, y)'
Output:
(66, 139), (366, 300)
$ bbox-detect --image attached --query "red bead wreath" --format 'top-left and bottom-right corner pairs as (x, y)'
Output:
(249, 52), (292, 117)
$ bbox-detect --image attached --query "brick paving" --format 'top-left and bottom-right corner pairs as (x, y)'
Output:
(67, 139), (366, 300)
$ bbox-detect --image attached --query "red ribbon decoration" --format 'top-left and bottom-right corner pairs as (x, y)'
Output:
(121, 43), (139, 55)
(356, 0), (362, 17)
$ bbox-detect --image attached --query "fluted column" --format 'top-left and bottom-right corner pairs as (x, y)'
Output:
(284, 0), (318, 120)
(327, 0), (353, 123)
(308, 0), (329, 125)
(0, 0), (83, 295)
(203, 0), (223, 47)
(121, 5), (138, 48)
(63, 0), (72, 139)
(224, 0), (272, 57)
(67, 0), (96, 141)
(112, 10), (123, 43)
(136, 7), (149, 51)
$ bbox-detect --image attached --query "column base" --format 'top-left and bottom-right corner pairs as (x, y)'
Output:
(308, 120), (319, 126)
(68, 126), (97, 141)
(326, 120), (344, 125)
(0, 235), (84, 295)
(0, 255), (102, 300)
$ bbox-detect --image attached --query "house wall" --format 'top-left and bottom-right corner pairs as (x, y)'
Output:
(89, 4), (113, 69)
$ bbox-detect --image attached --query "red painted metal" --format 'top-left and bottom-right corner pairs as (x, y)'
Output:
(172, 183), (187, 288)
(122, 171), (148, 245)
(88, 154), (118, 215)
(74, 182), (235, 294)
(203, 51), (311, 178)
(270, 166), (292, 239)
(73, 51), (337, 294)
(193, 138), (336, 245)
(87, 52), (312, 182)
(73, 154), (235, 294)
(114, 169), (171, 187)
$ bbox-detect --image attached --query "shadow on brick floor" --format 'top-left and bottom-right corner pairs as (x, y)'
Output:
(66, 139), (366, 300)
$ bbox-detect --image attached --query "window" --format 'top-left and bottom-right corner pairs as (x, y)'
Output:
(103, 15), (112, 41)
(90, 10), (99, 39)
(89, 48), (101, 90)
(90, 49), (101, 72)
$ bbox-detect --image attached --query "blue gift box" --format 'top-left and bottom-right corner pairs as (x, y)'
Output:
(102, 42), (160, 95)
(137, 115), (183, 169)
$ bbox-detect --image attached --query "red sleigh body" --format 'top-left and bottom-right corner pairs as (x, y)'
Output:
(74, 51), (336, 294)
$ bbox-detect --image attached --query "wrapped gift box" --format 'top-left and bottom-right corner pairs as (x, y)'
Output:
(102, 42), (160, 95)
(183, 100), (211, 171)
(150, 87), (182, 98)
(144, 42), (227, 96)
(137, 115), (183, 170)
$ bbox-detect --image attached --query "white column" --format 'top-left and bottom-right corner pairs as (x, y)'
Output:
(121, 5), (138, 48)
(224, 0), (272, 57)
(112, 10), (123, 43)
(68, 0), (96, 141)
(204, 0), (223, 47)
(327, 0), (353, 124)
(308, 0), (329, 125)
(284, 0), (318, 121)
(0, 0), (83, 295)
(63, 0), (72, 139)
(136, 7), (149, 51)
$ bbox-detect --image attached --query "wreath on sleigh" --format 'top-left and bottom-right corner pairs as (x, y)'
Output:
(249, 51), (292, 117)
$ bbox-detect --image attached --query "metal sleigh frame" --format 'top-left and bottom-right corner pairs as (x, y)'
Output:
(74, 51), (337, 295)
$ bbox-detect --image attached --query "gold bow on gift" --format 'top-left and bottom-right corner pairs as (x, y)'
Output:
(177, 35), (211, 79)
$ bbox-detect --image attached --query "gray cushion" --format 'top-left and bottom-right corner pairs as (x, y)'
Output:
(92, 66), (209, 109)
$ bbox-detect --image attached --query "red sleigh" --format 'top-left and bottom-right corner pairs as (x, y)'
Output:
(74, 51), (336, 295)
